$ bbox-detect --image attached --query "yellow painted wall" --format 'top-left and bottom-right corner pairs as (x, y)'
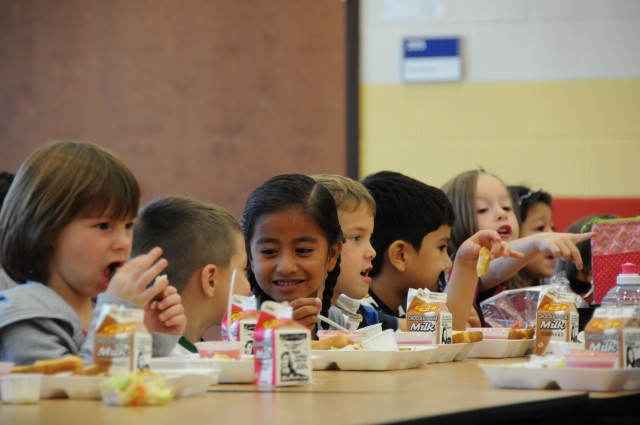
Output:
(360, 79), (640, 196)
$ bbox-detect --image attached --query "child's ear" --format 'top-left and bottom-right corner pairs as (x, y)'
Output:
(388, 240), (408, 272)
(200, 264), (218, 298)
(326, 241), (343, 272)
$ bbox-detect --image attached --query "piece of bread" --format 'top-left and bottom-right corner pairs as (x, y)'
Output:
(11, 355), (83, 375)
(476, 246), (490, 277)
(311, 335), (355, 350)
(508, 328), (535, 340)
(452, 330), (484, 344)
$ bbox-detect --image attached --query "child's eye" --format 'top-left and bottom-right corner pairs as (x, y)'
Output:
(95, 222), (109, 230)
(125, 222), (135, 230)
(534, 225), (545, 232)
(476, 208), (488, 214)
(349, 235), (361, 243)
(502, 206), (512, 212)
(440, 245), (448, 253)
(295, 247), (313, 255)
(259, 248), (277, 256)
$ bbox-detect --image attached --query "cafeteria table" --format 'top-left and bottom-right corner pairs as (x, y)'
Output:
(6, 358), (631, 425)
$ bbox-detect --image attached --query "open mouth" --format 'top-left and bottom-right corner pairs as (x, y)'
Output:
(101, 261), (124, 289)
(496, 225), (512, 239)
(360, 267), (372, 278)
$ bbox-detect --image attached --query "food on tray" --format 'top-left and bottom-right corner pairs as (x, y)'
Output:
(151, 274), (168, 301)
(100, 370), (173, 406)
(11, 355), (83, 375)
(508, 328), (535, 340)
(311, 334), (357, 350)
(476, 246), (490, 277)
(452, 330), (484, 344)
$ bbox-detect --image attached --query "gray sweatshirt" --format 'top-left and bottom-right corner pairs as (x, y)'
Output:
(0, 282), (179, 365)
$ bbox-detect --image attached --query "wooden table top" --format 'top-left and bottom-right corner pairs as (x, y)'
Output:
(0, 358), (605, 425)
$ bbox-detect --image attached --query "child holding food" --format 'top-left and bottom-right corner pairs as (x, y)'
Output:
(313, 174), (401, 331)
(132, 195), (251, 354)
(241, 173), (347, 333)
(0, 141), (186, 365)
(361, 171), (520, 330)
(441, 169), (592, 324)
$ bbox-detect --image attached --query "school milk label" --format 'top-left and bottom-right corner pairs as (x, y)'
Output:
(407, 290), (452, 344)
(585, 307), (640, 368)
(535, 289), (579, 355)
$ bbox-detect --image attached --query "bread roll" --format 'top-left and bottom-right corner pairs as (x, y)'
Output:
(508, 328), (535, 340)
(311, 334), (355, 350)
(452, 330), (484, 344)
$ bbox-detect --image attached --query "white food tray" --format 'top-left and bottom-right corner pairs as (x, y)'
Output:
(480, 362), (640, 391)
(311, 346), (437, 371)
(467, 339), (534, 359)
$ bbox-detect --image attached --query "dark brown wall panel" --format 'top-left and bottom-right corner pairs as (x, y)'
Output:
(0, 0), (346, 217)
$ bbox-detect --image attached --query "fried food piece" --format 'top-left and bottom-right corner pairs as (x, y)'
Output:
(476, 246), (491, 277)
(11, 355), (83, 375)
(508, 328), (535, 340)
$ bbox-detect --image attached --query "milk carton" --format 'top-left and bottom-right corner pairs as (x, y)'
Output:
(222, 295), (259, 354)
(535, 288), (579, 355)
(93, 304), (152, 374)
(585, 307), (640, 368)
(406, 289), (452, 344)
(254, 301), (311, 386)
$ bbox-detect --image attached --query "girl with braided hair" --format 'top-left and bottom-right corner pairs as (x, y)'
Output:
(241, 174), (345, 334)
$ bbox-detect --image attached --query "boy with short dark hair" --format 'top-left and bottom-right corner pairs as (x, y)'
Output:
(132, 195), (250, 353)
(362, 171), (520, 329)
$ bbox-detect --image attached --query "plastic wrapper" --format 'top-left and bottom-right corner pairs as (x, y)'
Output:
(481, 273), (589, 329)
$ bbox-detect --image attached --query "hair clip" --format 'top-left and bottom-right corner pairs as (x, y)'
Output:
(517, 191), (534, 206)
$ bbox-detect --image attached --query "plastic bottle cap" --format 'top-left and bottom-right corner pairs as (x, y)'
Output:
(617, 263), (640, 285)
(621, 263), (638, 274)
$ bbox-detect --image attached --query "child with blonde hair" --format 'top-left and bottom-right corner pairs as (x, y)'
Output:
(442, 169), (591, 324)
(0, 141), (186, 365)
(313, 174), (400, 330)
(132, 195), (251, 354)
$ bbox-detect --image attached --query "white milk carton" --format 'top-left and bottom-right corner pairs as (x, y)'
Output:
(406, 289), (452, 344)
(254, 301), (311, 386)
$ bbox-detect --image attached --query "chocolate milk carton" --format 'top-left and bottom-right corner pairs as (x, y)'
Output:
(254, 301), (311, 386)
(585, 307), (640, 368)
(535, 288), (579, 355)
(93, 304), (152, 374)
(407, 289), (452, 344)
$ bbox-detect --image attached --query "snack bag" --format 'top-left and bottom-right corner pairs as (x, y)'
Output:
(535, 288), (579, 355)
(584, 307), (640, 368)
(254, 301), (311, 387)
(590, 217), (640, 304)
(406, 288), (452, 344)
(94, 304), (152, 374)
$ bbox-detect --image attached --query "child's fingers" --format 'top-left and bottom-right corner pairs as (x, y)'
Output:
(157, 301), (185, 324)
(572, 232), (594, 243)
(508, 249), (525, 259)
(289, 297), (322, 310)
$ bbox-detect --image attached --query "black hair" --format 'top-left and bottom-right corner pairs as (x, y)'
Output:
(507, 185), (553, 225)
(240, 174), (343, 329)
(361, 171), (455, 278)
(0, 171), (15, 208)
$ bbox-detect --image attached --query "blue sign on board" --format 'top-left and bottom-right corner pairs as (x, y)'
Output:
(402, 37), (462, 82)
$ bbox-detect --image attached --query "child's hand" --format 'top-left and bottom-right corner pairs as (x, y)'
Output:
(145, 285), (187, 335)
(105, 247), (169, 307)
(529, 232), (594, 270)
(457, 229), (524, 270)
(289, 297), (322, 332)
(466, 307), (482, 329)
